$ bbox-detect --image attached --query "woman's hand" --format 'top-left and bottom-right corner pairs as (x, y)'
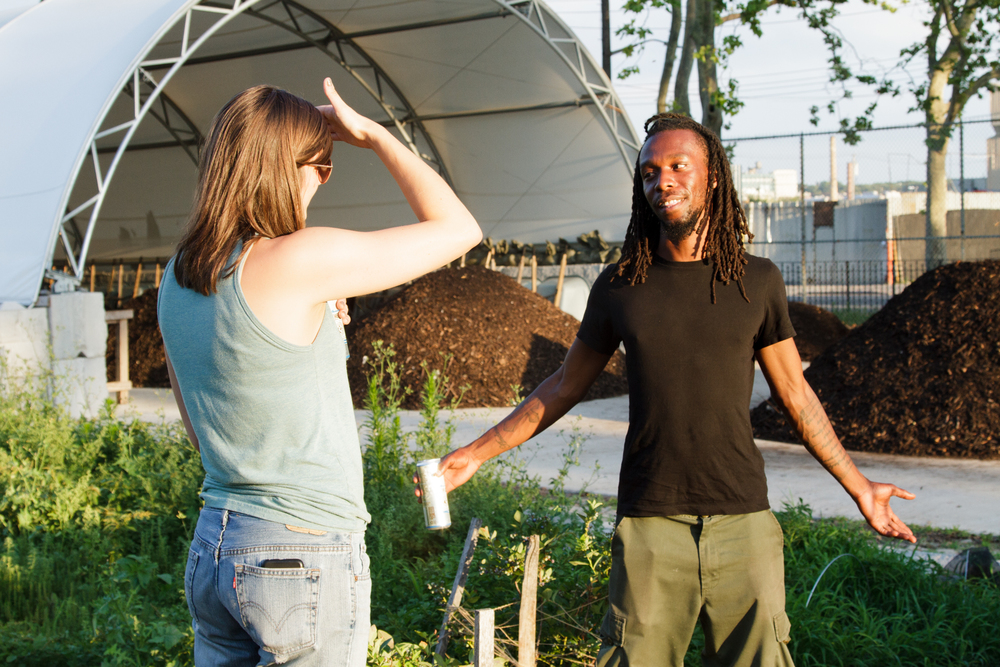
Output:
(333, 298), (350, 325)
(316, 78), (380, 148)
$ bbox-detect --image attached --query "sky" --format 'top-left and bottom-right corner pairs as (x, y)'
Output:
(543, 0), (997, 183)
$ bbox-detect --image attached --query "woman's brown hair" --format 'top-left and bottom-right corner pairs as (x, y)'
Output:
(173, 85), (332, 295)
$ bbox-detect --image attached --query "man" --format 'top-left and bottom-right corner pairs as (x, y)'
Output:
(433, 114), (916, 667)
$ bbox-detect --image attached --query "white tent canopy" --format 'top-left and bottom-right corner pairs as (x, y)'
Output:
(0, 0), (640, 306)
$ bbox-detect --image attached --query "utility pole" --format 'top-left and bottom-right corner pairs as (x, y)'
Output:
(829, 135), (838, 201)
(602, 0), (611, 76)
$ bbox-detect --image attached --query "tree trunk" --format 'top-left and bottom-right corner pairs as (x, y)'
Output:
(924, 60), (953, 268)
(657, 0), (684, 114)
(925, 128), (950, 268)
(674, 0), (698, 116)
(695, 0), (722, 135)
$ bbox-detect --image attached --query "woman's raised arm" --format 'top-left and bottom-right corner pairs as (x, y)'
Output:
(251, 78), (482, 304)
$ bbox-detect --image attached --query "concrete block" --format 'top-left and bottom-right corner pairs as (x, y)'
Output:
(0, 341), (50, 380)
(0, 308), (50, 379)
(49, 292), (107, 360)
(51, 357), (107, 419)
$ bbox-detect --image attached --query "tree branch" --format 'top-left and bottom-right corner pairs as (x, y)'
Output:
(940, 0), (960, 38)
(718, 0), (786, 24)
(955, 64), (1000, 110)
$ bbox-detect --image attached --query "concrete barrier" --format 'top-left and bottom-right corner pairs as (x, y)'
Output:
(0, 292), (108, 417)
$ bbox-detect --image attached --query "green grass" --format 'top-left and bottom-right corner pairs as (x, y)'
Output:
(1, 349), (999, 666)
(830, 308), (876, 327)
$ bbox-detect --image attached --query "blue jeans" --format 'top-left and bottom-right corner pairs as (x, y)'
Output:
(185, 508), (371, 667)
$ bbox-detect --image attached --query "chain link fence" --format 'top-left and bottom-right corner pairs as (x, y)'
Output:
(728, 119), (1000, 314)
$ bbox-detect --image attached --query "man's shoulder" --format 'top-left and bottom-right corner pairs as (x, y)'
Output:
(591, 262), (623, 290)
(742, 252), (783, 280)
(743, 251), (776, 270)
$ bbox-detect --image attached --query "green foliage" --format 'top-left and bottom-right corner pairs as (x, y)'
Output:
(829, 307), (874, 327)
(779, 503), (1000, 667)
(3, 346), (1000, 666)
(0, 369), (200, 665)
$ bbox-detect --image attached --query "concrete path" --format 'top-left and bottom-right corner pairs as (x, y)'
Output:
(115, 371), (1000, 538)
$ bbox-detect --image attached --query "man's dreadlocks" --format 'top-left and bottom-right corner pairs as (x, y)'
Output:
(613, 113), (752, 303)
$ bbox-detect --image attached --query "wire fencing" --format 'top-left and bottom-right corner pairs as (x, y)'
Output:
(728, 119), (1000, 314)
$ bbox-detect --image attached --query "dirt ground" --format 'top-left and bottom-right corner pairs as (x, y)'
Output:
(117, 263), (994, 462)
(753, 260), (1000, 459)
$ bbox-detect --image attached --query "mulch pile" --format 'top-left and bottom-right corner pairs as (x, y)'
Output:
(787, 301), (849, 362)
(116, 272), (845, 398)
(346, 267), (628, 409)
(752, 261), (1000, 459)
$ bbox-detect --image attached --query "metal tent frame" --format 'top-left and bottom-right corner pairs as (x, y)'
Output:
(0, 0), (640, 305)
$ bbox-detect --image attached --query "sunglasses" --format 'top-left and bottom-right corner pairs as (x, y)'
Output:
(299, 160), (332, 184)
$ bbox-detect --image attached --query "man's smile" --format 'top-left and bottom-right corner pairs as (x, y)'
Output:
(655, 194), (686, 211)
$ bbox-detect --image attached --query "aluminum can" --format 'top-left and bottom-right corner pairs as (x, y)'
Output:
(416, 458), (451, 530)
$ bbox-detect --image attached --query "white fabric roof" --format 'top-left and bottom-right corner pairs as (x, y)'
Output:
(0, 0), (640, 305)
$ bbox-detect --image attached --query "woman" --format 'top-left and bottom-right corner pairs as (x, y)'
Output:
(158, 79), (481, 667)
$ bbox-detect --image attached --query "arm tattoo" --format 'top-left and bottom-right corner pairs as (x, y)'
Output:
(793, 393), (855, 482)
(493, 405), (543, 452)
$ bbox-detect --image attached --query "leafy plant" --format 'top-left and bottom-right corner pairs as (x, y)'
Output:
(1, 346), (999, 666)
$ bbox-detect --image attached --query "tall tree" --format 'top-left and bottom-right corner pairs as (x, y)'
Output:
(807, 0), (1000, 266)
(617, 0), (789, 134)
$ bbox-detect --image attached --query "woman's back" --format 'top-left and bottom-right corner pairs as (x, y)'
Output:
(158, 250), (368, 534)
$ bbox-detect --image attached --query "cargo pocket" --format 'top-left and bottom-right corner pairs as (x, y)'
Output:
(183, 549), (200, 626)
(599, 610), (627, 647)
(235, 564), (320, 659)
(773, 611), (791, 645)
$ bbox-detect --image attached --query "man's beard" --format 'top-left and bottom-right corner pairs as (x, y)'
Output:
(659, 203), (705, 243)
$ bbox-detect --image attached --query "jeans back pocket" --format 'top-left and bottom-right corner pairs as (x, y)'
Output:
(235, 564), (320, 659)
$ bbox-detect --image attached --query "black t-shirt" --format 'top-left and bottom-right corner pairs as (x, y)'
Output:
(577, 253), (795, 517)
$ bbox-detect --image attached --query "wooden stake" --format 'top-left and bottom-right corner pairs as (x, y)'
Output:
(474, 609), (495, 667)
(106, 310), (134, 404)
(530, 256), (537, 293)
(460, 253), (466, 268)
(117, 263), (124, 306)
(436, 518), (483, 657)
(485, 250), (494, 269)
(132, 263), (143, 299)
(89, 264), (96, 292)
(154, 262), (162, 288)
(554, 252), (568, 308)
(518, 535), (540, 667)
(109, 265), (115, 294)
(516, 252), (526, 284)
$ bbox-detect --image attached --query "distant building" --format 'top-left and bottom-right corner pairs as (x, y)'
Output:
(738, 162), (799, 201)
(989, 89), (1000, 191)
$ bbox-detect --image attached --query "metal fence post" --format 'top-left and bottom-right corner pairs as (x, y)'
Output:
(800, 133), (807, 294)
(845, 261), (851, 311)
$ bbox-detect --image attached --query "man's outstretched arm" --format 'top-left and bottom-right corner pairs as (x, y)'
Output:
(756, 338), (917, 543)
(434, 338), (613, 493)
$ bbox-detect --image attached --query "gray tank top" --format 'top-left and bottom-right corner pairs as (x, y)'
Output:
(157, 248), (369, 533)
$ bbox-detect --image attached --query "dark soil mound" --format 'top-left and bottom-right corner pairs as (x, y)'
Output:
(752, 261), (1000, 459)
(787, 301), (849, 361)
(346, 267), (628, 409)
(106, 289), (168, 388)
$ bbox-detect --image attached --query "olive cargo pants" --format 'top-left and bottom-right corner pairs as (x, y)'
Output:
(595, 511), (795, 667)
